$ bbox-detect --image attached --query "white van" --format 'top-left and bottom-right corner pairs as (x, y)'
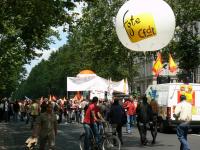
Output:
(146, 83), (200, 132)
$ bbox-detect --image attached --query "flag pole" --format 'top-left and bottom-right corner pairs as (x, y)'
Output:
(66, 74), (69, 99)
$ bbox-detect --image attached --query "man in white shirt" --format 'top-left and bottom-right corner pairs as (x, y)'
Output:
(174, 95), (192, 150)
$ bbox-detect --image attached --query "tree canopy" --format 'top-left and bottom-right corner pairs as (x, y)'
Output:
(12, 0), (200, 99)
(166, 0), (200, 82)
(14, 0), (139, 99)
(0, 0), (86, 97)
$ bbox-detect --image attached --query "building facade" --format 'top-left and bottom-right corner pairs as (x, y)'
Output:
(132, 56), (200, 95)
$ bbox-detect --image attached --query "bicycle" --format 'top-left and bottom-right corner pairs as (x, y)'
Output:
(79, 121), (121, 150)
(79, 124), (100, 150)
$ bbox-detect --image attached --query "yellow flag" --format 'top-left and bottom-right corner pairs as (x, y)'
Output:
(169, 54), (177, 73)
(152, 52), (163, 77)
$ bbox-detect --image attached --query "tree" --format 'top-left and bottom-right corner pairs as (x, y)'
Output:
(14, 0), (140, 98)
(0, 0), (87, 97)
(16, 0), (200, 98)
(69, 0), (139, 81)
(166, 0), (200, 82)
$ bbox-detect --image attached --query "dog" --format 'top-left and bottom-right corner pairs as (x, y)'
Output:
(25, 136), (38, 150)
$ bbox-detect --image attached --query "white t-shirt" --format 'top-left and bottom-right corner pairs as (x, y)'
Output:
(175, 100), (192, 122)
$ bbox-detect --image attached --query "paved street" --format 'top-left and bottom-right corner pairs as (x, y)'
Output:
(0, 121), (200, 150)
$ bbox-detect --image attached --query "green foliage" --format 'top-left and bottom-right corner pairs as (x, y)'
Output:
(166, 0), (200, 81)
(69, 0), (138, 81)
(14, 0), (200, 98)
(0, 0), (82, 97)
(14, 0), (139, 99)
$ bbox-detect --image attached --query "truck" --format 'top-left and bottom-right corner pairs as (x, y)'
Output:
(145, 83), (200, 133)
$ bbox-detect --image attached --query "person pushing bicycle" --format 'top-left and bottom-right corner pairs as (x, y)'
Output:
(83, 96), (101, 150)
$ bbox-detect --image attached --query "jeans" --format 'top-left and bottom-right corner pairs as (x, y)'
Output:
(91, 123), (100, 145)
(83, 123), (100, 150)
(98, 122), (104, 135)
(176, 122), (190, 150)
(75, 110), (80, 123)
(83, 124), (91, 150)
(127, 115), (135, 133)
(66, 110), (71, 123)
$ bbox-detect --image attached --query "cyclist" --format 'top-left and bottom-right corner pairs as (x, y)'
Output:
(83, 96), (100, 150)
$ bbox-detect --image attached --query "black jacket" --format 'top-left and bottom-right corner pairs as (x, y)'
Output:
(136, 102), (153, 123)
(108, 104), (124, 124)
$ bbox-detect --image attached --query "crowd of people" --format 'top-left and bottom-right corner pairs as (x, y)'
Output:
(0, 95), (158, 148)
(0, 93), (192, 150)
(81, 95), (160, 150)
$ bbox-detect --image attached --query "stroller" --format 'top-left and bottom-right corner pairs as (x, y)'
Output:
(25, 136), (38, 150)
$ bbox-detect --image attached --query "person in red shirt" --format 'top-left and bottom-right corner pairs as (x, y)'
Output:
(124, 98), (136, 134)
(83, 97), (99, 150)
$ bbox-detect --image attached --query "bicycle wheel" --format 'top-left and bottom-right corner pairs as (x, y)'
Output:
(79, 133), (85, 150)
(102, 135), (121, 150)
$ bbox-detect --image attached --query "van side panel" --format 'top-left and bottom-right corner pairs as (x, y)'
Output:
(146, 83), (200, 132)
(156, 84), (169, 106)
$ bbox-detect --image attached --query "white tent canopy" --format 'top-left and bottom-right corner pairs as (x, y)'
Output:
(67, 70), (129, 94)
(67, 76), (109, 91)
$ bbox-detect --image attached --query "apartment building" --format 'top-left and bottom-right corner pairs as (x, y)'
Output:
(132, 57), (200, 95)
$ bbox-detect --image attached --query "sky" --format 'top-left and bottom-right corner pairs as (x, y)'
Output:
(25, 27), (68, 74)
(25, 2), (84, 75)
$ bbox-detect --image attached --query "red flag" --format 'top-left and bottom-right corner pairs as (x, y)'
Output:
(63, 97), (67, 102)
(169, 53), (177, 73)
(152, 52), (163, 77)
(52, 95), (57, 101)
(40, 96), (44, 105)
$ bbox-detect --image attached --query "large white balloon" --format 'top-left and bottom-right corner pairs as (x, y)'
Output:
(115, 0), (175, 52)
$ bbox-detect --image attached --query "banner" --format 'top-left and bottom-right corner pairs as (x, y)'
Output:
(67, 75), (129, 94)
(67, 76), (109, 92)
(111, 79), (129, 95)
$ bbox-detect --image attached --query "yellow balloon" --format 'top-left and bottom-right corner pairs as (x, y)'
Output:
(116, 0), (176, 52)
